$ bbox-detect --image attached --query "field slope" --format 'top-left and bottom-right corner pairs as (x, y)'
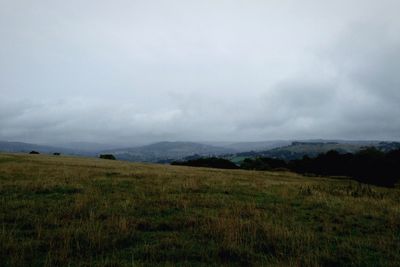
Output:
(0, 153), (399, 266)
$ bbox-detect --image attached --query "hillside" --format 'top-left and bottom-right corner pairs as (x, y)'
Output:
(0, 141), (89, 155)
(104, 141), (235, 162)
(205, 140), (291, 152)
(262, 141), (363, 159)
(50, 142), (124, 153)
(229, 141), (400, 161)
(0, 153), (399, 266)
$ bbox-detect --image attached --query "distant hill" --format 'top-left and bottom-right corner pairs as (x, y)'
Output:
(265, 141), (363, 159)
(212, 140), (291, 152)
(227, 141), (400, 161)
(50, 142), (125, 153)
(0, 141), (85, 155)
(103, 141), (235, 163)
(2, 139), (399, 163)
(375, 141), (400, 152)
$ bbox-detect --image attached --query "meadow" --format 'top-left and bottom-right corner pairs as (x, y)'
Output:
(0, 153), (399, 266)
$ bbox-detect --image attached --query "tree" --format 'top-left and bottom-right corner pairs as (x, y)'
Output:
(172, 157), (239, 169)
(99, 154), (116, 160)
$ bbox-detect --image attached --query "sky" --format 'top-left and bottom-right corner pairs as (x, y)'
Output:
(1, 0), (400, 145)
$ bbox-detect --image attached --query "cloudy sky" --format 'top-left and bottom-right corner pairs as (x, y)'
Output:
(1, 0), (399, 145)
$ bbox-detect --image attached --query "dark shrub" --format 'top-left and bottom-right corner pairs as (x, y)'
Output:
(99, 154), (116, 160)
(171, 157), (239, 169)
(53, 152), (61, 156)
(240, 157), (286, 170)
(29, 151), (40, 154)
(280, 148), (399, 187)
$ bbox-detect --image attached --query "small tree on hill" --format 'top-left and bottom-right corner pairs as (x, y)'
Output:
(99, 154), (116, 160)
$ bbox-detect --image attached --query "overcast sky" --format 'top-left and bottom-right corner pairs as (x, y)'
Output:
(1, 0), (399, 145)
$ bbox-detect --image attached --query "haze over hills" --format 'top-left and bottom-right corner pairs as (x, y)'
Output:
(0, 141), (130, 156)
(1, 139), (400, 163)
(204, 141), (291, 152)
(0, 141), (86, 155)
(227, 141), (400, 162)
(103, 141), (236, 163)
(50, 142), (127, 153)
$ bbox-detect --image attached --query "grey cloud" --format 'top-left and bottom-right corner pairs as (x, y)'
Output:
(1, 1), (400, 144)
(229, 21), (400, 140)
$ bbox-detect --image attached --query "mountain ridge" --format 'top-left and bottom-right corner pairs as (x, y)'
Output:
(2, 139), (400, 163)
(102, 141), (235, 163)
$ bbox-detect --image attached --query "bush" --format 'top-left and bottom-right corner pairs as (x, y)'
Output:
(240, 157), (286, 171)
(29, 151), (40, 154)
(171, 157), (239, 169)
(287, 148), (400, 187)
(99, 154), (116, 160)
(192, 148), (400, 187)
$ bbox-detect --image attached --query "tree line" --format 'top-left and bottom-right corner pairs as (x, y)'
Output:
(172, 148), (400, 187)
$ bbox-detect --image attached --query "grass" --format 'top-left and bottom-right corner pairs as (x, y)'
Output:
(0, 153), (399, 266)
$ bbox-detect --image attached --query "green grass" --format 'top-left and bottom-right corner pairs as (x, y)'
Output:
(0, 153), (399, 266)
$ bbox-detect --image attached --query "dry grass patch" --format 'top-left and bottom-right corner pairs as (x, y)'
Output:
(0, 153), (399, 266)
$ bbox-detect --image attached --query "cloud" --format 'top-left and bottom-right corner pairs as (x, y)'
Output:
(1, 1), (400, 144)
(228, 20), (400, 141)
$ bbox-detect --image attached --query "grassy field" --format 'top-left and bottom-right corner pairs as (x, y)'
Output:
(0, 153), (399, 266)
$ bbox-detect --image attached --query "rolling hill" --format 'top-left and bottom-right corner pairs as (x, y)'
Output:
(0, 141), (87, 155)
(227, 140), (400, 162)
(211, 140), (291, 152)
(103, 141), (236, 162)
(2, 139), (399, 164)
